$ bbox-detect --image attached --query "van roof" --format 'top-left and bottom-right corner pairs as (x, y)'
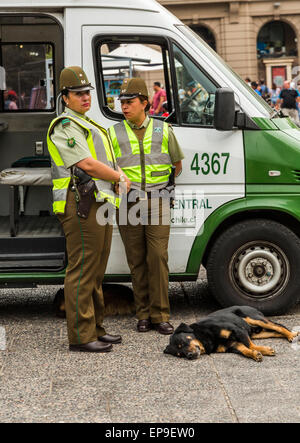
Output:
(0, 0), (162, 12)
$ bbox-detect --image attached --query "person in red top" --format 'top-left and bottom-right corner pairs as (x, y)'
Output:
(150, 82), (166, 116)
(5, 90), (18, 110)
(161, 101), (169, 118)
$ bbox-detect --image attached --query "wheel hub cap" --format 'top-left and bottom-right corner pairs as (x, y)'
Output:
(231, 242), (290, 299)
(238, 249), (281, 293)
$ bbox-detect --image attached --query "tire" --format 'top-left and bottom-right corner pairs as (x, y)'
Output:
(206, 218), (300, 315)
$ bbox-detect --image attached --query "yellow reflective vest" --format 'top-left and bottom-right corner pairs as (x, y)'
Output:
(47, 111), (119, 214)
(109, 118), (172, 192)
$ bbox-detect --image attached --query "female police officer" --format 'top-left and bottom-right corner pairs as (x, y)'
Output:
(109, 78), (184, 335)
(47, 66), (130, 352)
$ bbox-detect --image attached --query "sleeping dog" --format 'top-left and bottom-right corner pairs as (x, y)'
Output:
(164, 305), (299, 362)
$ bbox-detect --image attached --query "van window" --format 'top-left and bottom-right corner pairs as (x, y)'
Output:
(1, 42), (54, 111)
(96, 39), (173, 120)
(172, 43), (217, 126)
(95, 37), (217, 127)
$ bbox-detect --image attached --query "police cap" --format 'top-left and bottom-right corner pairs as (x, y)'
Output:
(118, 77), (148, 100)
(59, 66), (94, 92)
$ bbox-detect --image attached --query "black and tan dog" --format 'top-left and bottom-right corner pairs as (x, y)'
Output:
(53, 284), (135, 318)
(164, 305), (299, 362)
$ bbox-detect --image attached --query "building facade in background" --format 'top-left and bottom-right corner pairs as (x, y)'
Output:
(159, 0), (300, 88)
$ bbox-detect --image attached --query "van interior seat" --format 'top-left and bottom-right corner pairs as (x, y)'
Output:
(0, 167), (51, 186)
(0, 167), (52, 237)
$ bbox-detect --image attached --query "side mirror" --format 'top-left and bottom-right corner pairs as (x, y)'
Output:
(214, 88), (235, 131)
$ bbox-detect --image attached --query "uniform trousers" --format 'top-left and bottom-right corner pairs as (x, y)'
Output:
(117, 197), (171, 323)
(58, 189), (112, 345)
(281, 108), (299, 124)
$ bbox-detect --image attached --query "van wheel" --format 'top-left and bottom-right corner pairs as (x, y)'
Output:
(206, 219), (300, 315)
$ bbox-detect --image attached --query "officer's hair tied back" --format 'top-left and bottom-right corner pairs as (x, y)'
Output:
(138, 96), (150, 112)
(61, 89), (69, 107)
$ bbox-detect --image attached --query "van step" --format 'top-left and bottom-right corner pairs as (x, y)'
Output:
(0, 258), (64, 269)
(0, 237), (66, 272)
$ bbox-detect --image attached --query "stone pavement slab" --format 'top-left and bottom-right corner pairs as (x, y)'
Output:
(0, 279), (299, 423)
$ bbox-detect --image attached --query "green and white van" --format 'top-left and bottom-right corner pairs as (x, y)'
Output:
(1, 0), (300, 314)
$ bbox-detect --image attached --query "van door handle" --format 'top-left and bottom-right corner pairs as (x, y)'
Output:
(0, 121), (8, 132)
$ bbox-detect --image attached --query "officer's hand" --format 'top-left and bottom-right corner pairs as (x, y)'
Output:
(120, 174), (131, 194)
(125, 175), (131, 193)
(115, 171), (131, 195)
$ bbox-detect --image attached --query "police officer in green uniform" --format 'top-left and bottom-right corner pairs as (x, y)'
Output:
(109, 78), (184, 334)
(47, 66), (131, 352)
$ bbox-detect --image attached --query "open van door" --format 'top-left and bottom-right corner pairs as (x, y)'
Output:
(0, 13), (65, 276)
(81, 24), (245, 277)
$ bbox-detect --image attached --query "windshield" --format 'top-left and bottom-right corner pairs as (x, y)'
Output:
(177, 25), (273, 118)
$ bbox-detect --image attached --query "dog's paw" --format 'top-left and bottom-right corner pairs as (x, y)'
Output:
(254, 351), (263, 362)
(289, 331), (300, 342)
(265, 347), (276, 356)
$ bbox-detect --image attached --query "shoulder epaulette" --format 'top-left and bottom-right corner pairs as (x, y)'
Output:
(61, 118), (71, 128)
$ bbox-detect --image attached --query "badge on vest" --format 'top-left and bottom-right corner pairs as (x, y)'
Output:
(67, 137), (76, 148)
(154, 127), (162, 134)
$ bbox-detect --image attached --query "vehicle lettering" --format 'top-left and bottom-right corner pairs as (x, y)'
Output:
(190, 152), (230, 175)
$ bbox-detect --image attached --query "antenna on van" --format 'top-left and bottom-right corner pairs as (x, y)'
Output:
(56, 92), (63, 116)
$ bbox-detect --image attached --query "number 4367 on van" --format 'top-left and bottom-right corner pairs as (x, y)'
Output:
(0, 0), (300, 315)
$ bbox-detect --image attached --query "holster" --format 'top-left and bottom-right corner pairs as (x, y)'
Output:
(76, 180), (96, 219)
(166, 166), (176, 209)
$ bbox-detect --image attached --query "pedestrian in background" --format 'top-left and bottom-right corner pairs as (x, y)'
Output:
(270, 83), (280, 107)
(251, 81), (262, 96)
(259, 79), (269, 101)
(161, 101), (169, 118)
(245, 77), (251, 86)
(5, 90), (18, 110)
(277, 80), (300, 124)
(150, 81), (166, 116)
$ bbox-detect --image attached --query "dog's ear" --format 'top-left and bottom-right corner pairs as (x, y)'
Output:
(164, 344), (177, 355)
(174, 323), (194, 334)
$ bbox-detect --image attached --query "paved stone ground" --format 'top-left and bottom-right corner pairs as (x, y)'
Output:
(0, 271), (299, 423)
